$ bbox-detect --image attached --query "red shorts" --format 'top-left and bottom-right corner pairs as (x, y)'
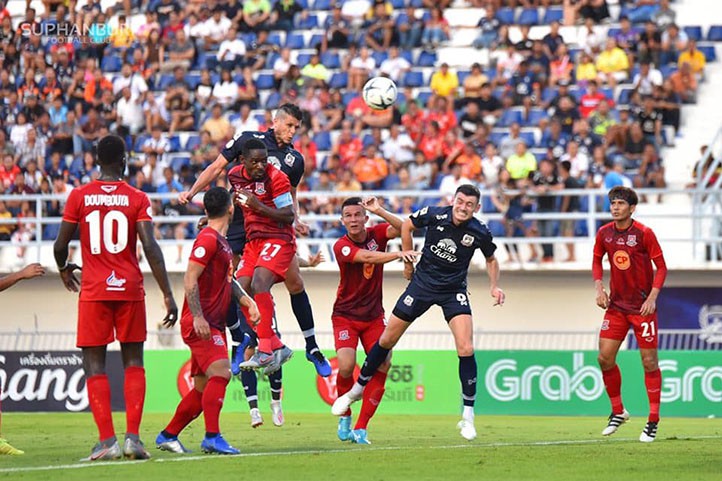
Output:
(181, 323), (229, 376)
(332, 315), (386, 352)
(600, 308), (658, 349)
(77, 300), (147, 347)
(236, 238), (296, 282)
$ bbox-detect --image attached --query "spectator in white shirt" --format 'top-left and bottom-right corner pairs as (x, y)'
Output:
(232, 104), (260, 135)
(559, 141), (590, 182)
(217, 27), (246, 71)
(381, 125), (415, 165)
(273, 48), (292, 88)
(211, 69), (240, 109)
(204, 7), (232, 48)
(112, 63), (149, 99)
(349, 46), (376, 91)
(439, 164), (472, 204)
(116, 86), (146, 136)
(632, 61), (663, 97)
(142, 126), (171, 163)
(379, 46), (411, 83)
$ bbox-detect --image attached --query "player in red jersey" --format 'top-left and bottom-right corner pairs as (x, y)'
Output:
(333, 197), (419, 445)
(53, 135), (178, 461)
(229, 138), (296, 374)
(593, 186), (667, 443)
(156, 187), (259, 455)
(0, 263), (46, 455)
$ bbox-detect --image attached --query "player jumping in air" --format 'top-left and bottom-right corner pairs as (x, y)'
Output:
(179, 104), (332, 377)
(54, 135), (178, 460)
(593, 186), (667, 442)
(333, 196), (419, 444)
(333, 184), (504, 441)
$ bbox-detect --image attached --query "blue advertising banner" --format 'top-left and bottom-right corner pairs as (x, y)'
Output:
(628, 287), (722, 350)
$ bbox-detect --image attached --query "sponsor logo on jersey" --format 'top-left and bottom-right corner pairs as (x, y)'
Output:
(461, 234), (474, 247)
(193, 246), (206, 258)
(284, 152), (295, 167)
(626, 235), (637, 247)
(605, 237), (613, 243)
(100, 185), (118, 193)
(612, 250), (631, 270)
(338, 330), (350, 341)
(430, 238), (458, 262)
(616, 237), (626, 245)
(436, 226), (444, 231)
(253, 134), (264, 139)
(105, 270), (127, 291)
(84, 194), (129, 207)
(255, 182), (266, 195)
(435, 214), (448, 220)
(403, 295), (414, 306)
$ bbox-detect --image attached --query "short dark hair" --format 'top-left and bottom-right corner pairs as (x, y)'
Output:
(242, 138), (267, 157)
(560, 160), (572, 173)
(96, 134), (126, 167)
(608, 186), (638, 206)
(341, 197), (363, 211)
(276, 103), (303, 121)
(455, 184), (481, 200)
(204, 187), (231, 219)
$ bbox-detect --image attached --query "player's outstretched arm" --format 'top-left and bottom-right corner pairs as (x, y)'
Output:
(485, 255), (505, 306)
(53, 221), (82, 292)
(400, 218), (417, 280)
(184, 260), (210, 339)
(0, 263), (46, 292)
(352, 249), (420, 265)
(138, 221), (178, 327)
(362, 196), (404, 238)
(232, 279), (260, 325)
(298, 251), (324, 268)
(179, 154), (228, 204)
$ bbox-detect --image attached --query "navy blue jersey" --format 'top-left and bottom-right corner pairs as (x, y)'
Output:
(221, 129), (305, 188)
(410, 206), (497, 292)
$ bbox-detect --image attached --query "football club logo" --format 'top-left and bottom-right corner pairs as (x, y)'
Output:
(403, 295), (414, 306)
(284, 152), (295, 167)
(698, 304), (722, 343)
(255, 182), (266, 195)
(626, 235), (637, 247)
(612, 250), (631, 270)
(367, 239), (378, 251)
(341, 246), (351, 257)
(212, 335), (225, 346)
(461, 234), (474, 247)
(601, 319), (610, 331)
(339, 330), (350, 341)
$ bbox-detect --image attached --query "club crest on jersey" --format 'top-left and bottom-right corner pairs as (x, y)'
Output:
(100, 185), (117, 193)
(461, 234), (474, 247)
(367, 239), (378, 251)
(626, 235), (637, 247)
(212, 335), (225, 346)
(255, 182), (266, 195)
(284, 152), (295, 167)
(403, 295), (414, 306)
(601, 319), (610, 330)
(338, 330), (350, 341)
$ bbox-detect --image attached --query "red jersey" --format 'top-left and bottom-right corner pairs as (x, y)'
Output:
(593, 220), (664, 314)
(62, 181), (152, 301)
(227, 164), (295, 243)
(181, 228), (234, 330)
(332, 224), (390, 321)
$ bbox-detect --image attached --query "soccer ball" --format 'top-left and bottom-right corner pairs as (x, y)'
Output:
(362, 76), (398, 110)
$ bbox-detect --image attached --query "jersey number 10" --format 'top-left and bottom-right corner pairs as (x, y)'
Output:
(85, 210), (129, 255)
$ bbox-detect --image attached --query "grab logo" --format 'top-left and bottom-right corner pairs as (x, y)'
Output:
(485, 352), (603, 402)
(316, 356), (360, 405)
(660, 360), (722, 402)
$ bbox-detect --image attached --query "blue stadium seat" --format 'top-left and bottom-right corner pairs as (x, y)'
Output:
(457, 70), (470, 84)
(660, 64), (678, 77)
(185, 134), (201, 151)
(256, 74), (276, 90)
(157, 74), (174, 90)
(313, 0), (332, 10)
(684, 26), (703, 42)
(410, 0), (424, 7)
(400, 50), (414, 64)
(241, 33), (257, 46)
(520, 131), (536, 147)
(285, 33), (305, 49)
(266, 91), (282, 109)
(707, 25), (722, 41)
(342, 91), (359, 106)
(205, 56), (219, 70)
(495, 7), (514, 24)
(313, 131), (331, 151)
(542, 86), (559, 104)
(543, 7), (563, 24)
(362, 134), (375, 147)
(185, 73), (201, 89)
(268, 32), (284, 47)
(309, 34), (324, 49)
(133, 135), (149, 152)
(401, 70), (424, 87)
(170, 156), (190, 172)
(265, 51), (280, 70)
(373, 52), (389, 65)
(517, 8), (540, 25)
(101, 55), (122, 72)
(295, 14), (318, 29)
(617, 87), (634, 105)
(417, 90), (433, 106)
(167, 135), (181, 152)
(296, 53), (313, 67)
(417, 50), (437, 67)
(320, 51), (340, 69)
(390, 0), (405, 8)
(329, 72), (348, 89)
(698, 44), (717, 62)
(499, 109), (522, 127)
(607, 27), (620, 38)
(526, 108), (548, 127)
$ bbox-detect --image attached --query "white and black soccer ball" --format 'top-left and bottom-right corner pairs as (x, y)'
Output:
(362, 76), (398, 110)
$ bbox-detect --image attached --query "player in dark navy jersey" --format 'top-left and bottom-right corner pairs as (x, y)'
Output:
(332, 184), (505, 442)
(179, 103), (331, 377)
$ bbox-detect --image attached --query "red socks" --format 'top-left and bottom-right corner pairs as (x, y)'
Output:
(602, 365), (624, 414)
(336, 374), (355, 417)
(645, 369), (662, 422)
(202, 376), (229, 434)
(355, 371), (387, 430)
(165, 388), (203, 437)
(87, 374), (115, 441)
(124, 366), (146, 436)
(254, 292), (283, 352)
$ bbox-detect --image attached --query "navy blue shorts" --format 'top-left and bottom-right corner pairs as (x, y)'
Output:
(226, 301), (280, 349)
(227, 234), (246, 256)
(391, 281), (472, 323)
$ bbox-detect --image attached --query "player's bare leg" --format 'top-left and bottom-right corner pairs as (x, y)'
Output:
(285, 257), (331, 377)
(639, 347), (661, 443)
(119, 342), (151, 459)
(332, 316), (410, 416)
(81, 346), (121, 461)
(449, 314), (477, 441)
(598, 338), (630, 436)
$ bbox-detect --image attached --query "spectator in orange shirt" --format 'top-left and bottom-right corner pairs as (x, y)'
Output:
(352, 144), (389, 189)
(418, 121), (444, 165)
(669, 62), (697, 103)
(332, 121), (364, 167)
(447, 143), (483, 182)
(425, 96), (457, 136)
